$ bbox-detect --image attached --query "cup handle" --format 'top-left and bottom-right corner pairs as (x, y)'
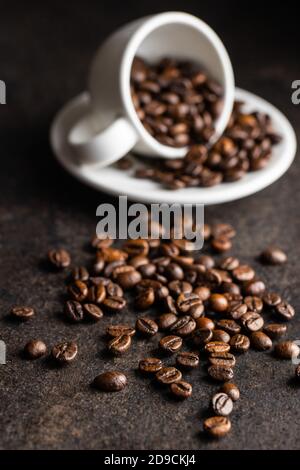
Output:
(68, 113), (138, 166)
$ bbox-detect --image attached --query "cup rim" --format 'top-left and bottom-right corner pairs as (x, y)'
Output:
(120, 11), (235, 158)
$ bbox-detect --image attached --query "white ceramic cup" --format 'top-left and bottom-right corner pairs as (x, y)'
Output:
(68, 11), (235, 166)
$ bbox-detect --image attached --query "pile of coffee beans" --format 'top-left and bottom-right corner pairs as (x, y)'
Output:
(131, 56), (223, 147)
(11, 220), (298, 440)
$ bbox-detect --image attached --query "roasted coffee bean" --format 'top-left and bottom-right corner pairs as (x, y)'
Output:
(208, 365), (234, 382)
(244, 279), (266, 296)
(93, 371), (127, 392)
(11, 306), (35, 320)
(227, 302), (247, 320)
(159, 335), (183, 354)
(219, 256), (239, 271)
(104, 260), (125, 277)
(169, 315), (196, 336)
(263, 292), (282, 308)
(129, 255), (149, 269)
(241, 311), (264, 332)
(107, 325), (135, 339)
(261, 246), (287, 265)
(208, 352), (236, 368)
(210, 294), (229, 312)
(52, 342), (78, 363)
(83, 303), (103, 321)
(196, 317), (215, 331)
(212, 329), (231, 343)
(157, 313), (178, 330)
(87, 283), (106, 304)
(135, 287), (155, 310)
(155, 285), (169, 300)
(48, 248), (71, 269)
(136, 317), (158, 336)
(230, 334), (250, 352)
(275, 301), (295, 321)
(212, 392), (233, 416)
(138, 263), (156, 278)
(71, 266), (89, 282)
(168, 280), (192, 296)
(24, 339), (47, 359)
(244, 296), (263, 313)
(68, 281), (88, 302)
(264, 323), (287, 339)
(192, 328), (213, 346)
(156, 366), (182, 385)
(123, 239), (149, 256)
(188, 302), (205, 319)
(250, 331), (272, 351)
(203, 416), (231, 438)
(211, 223), (236, 239)
(91, 235), (114, 250)
(275, 341), (300, 359)
(211, 236), (232, 253)
(163, 295), (178, 314)
(193, 286), (211, 301)
(176, 351), (199, 369)
(64, 300), (84, 322)
(102, 296), (126, 312)
(197, 254), (215, 269)
(106, 281), (123, 298)
(177, 292), (201, 313)
(101, 247), (128, 263)
(233, 265), (255, 282)
(216, 319), (241, 335)
(108, 335), (132, 355)
(205, 341), (230, 354)
(139, 357), (163, 374)
(116, 269), (142, 290)
(220, 382), (240, 401)
(170, 380), (192, 399)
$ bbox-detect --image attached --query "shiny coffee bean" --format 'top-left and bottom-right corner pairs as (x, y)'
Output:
(83, 303), (103, 321)
(196, 317), (215, 331)
(240, 311), (264, 332)
(261, 246), (287, 265)
(211, 236), (232, 253)
(263, 292), (282, 308)
(219, 256), (239, 271)
(227, 302), (247, 320)
(64, 300), (84, 322)
(24, 339), (47, 359)
(208, 352), (236, 368)
(210, 294), (228, 312)
(71, 266), (89, 282)
(93, 371), (127, 392)
(139, 357), (163, 374)
(275, 301), (295, 321)
(11, 306), (35, 320)
(203, 416), (231, 438)
(116, 269), (142, 290)
(135, 287), (155, 310)
(264, 323), (287, 339)
(87, 283), (106, 304)
(212, 329), (231, 343)
(106, 324), (136, 337)
(176, 351), (199, 369)
(163, 295), (178, 314)
(230, 334), (250, 353)
(159, 335), (183, 354)
(208, 365), (234, 382)
(136, 317), (158, 336)
(108, 335), (132, 355)
(123, 239), (149, 256)
(233, 265), (255, 282)
(244, 279), (266, 296)
(156, 367), (182, 385)
(48, 248), (71, 269)
(250, 331), (272, 351)
(168, 280), (192, 296)
(212, 392), (233, 416)
(192, 328), (213, 347)
(68, 281), (88, 302)
(244, 296), (263, 313)
(193, 286), (211, 301)
(204, 341), (230, 354)
(170, 380), (192, 399)
(103, 296), (126, 312)
(220, 382), (240, 401)
(52, 342), (78, 363)
(157, 313), (178, 331)
(216, 319), (241, 335)
(177, 292), (201, 313)
(211, 223), (236, 239)
(169, 315), (196, 336)
(275, 341), (300, 359)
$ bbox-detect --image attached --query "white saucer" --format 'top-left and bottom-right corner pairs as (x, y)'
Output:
(50, 88), (296, 205)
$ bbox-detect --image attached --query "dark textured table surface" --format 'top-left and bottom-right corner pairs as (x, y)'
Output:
(0, 0), (299, 450)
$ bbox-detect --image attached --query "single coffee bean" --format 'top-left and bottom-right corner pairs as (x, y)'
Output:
(212, 392), (233, 416)
(159, 335), (183, 354)
(177, 292), (201, 313)
(170, 380), (192, 399)
(193, 286), (211, 301)
(11, 306), (35, 320)
(48, 248), (71, 269)
(116, 269), (142, 290)
(220, 382), (240, 401)
(275, 301), (295, 321)
(216, 319), (241, 335)
(208, 352), (236, 368)
(240, 311), (264, 332)
(222, 282), (241, 296)
(197, 254), (215, 269)
(123, 239), (149, 256)
(227, 302), (247, 320)
(169, 315), (196, 336)
(275, 341), (300, 359)
(52, 342), (78, 363)
(244, 296), (263, 313)
(192, 328), (213, 346)
(163, 295), (178, 314)
(261, 246), (287, 265)
(64, 300), (84, 322)
(156, 366), (182, 385)
(106, 324), (136, 338)
(71, 266), (89, 282)
(264, 323), (287, 339)
(136, 317), (158, 336)
(230, 334), (250, 352)
(68, 281), (88, 302)
(135, 287), (155, 310)
(196, 317), (215, 331)
(219, 256), (240, 271)
(203, 416), (231, 438)
(233, 265), (255, 282)
(139, 263), (156, 278)
(139, 357), (163, 374)
(93, 371), (127, 392)
(210, 293), (228, 312)
(176, 351), (199, 369)
(208, 365), (234, 382)
(106, 281), (123, 298)
(157, 313), (178, 330)
(244, 279), (266, 296)
(168, 280), (193, 296)
(101, 247), (128, 263)
(104, 260), (125, 277)
(108, 335), (132, 355)
(250, 331), (272, 351)
(102, 296), (126, 312)
(204, 341), (230, 354)
(87, 283), (106, 304)
(211, 223), (236, 239)
(212, 329), (231, 343)
(83, 303), (103, 321)
(24, 339), (47, 359)
(211, 236), (232, 253)
(263, 292), (282, 308)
